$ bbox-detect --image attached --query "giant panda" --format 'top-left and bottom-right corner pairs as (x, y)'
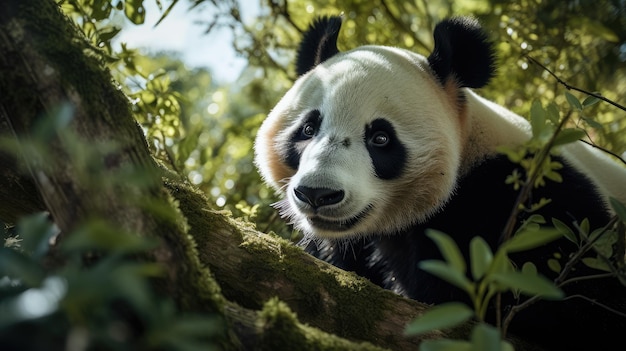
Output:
(254, 16), (626, 350)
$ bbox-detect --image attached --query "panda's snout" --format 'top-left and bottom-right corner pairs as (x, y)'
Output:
(294, 186), (344, 209)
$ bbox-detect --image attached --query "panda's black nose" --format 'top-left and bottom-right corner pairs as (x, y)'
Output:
(294, 186), (344, 208)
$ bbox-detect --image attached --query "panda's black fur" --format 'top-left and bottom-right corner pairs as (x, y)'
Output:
(295, 16), (342, 76)
(304, 153), (623, 350)
(257, 15), (626, 350)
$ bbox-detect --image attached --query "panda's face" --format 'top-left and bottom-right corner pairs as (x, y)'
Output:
(255, 46), (465, 239)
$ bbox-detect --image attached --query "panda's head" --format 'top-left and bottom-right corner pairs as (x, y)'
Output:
(254, 16), (495, 240)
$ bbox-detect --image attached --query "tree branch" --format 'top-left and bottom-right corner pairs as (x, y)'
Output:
(525, 54), (626, 112)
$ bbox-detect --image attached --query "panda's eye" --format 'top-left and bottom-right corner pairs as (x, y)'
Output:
(370, 131), (389, 147)
(300, 122), (317, 139)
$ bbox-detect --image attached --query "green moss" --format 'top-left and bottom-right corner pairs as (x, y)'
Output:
(258, 297), (389, 351)
(168, 176), (395, 347)
(2, 1), (135, 138)
(159, 153), (405, 349)
(238, 229), (391, 345)
(162, 179), (226, 308)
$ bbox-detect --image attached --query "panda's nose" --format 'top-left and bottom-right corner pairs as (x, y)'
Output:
(294, 186), (344, 208)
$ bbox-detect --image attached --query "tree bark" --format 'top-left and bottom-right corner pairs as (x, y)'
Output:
(0, 1), (538, 350)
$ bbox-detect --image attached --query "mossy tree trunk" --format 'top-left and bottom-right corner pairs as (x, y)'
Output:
(0, 1), (521, 350)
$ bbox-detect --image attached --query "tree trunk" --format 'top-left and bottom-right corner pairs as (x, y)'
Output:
(0, 1), (537, 350)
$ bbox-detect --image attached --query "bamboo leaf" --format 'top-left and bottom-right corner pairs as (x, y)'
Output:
(502, 227), (562, 253)
(492, 271), (563, 299)
(582, 95), (601, 108)
(552, 218), (578, 244)
(530, 100), (546, 137)
(419, 260), (473, 292)
(471, 323), (506, 351)
(553, 128), (585, 146)
(404, 302), (474, 336)
(426, 230), (466, 274)
(565, 91), (582, 111)
(470, 236), (493, 281)
(582, 257), (611, 272)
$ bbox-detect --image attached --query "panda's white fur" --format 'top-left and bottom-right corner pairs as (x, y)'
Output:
(466, 90), (626, 204)
(254, 16), (626, 350)
(257, 46), (466, 238)
(255, 43), (625, 240)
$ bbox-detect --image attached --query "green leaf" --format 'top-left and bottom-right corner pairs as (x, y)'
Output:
(470, 323), (503, 351)
(610, 197), (626, 222)
(580, 115), (604, 130)
(61, 219), (156, 254)
(552, 218), (578, 244)
(125, 0), (146, 24)
(521, 262), (537, 275)
(492, 271), (563, 299)
(502, 227), (562, 253)
(582, 257), (611, 272)
(530, 100), (546, 137)
(0, 248), (46, 286)
(426, 230), (466, 274)
(470, 237), (493, 281)
(91, 0), (113, 20)
(419, 260), (473, 292)
(580, 218), (590, 238)
(553, 128), (585, 147)
(98, 26), (122, 42)
(486, 250), (513, 277)
(547, 258), (562, 273)
(546, 103), (560, 124)
(582, 95), (601, 108)
(16, 212), (58, 260)
(524, 214), (546, 225)
(404, 302), (474, 336)
(590, 228), (616, 257)
(565, 91), (582, 111)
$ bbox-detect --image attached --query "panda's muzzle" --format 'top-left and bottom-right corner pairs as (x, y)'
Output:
(294, 186), (344, 209)
(292, 185), (373, 232)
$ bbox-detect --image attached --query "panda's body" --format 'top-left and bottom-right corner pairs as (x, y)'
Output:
(254, 16), (626, 349)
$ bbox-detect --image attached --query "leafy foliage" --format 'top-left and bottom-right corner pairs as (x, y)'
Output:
(1, 213), (222, 350)
(4, 0), (626, 349)
(405, 93), (626, 347)
(1, 106), (223, 350)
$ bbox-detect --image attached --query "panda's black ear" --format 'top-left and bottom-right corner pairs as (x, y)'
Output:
(427, 17), (495, 88)
(296, 16), (343, 76)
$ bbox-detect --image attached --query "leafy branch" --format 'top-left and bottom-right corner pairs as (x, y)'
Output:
(406, 62), (626, 347)
(501, 216), (623, 336)
(525, 55), (626, 112)
(498, 106), (575, 244)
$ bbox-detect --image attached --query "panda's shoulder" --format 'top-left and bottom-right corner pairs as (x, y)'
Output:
(459, 153), (608, 212)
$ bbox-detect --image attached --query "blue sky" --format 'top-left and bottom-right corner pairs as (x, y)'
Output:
(115, 1), (260, 83)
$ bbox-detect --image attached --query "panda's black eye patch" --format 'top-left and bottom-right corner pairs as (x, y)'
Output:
(295, 109), (322, 141)
(300, 122), (317, 139)
(369, 131), (390, 147)
(286, 109), (322, 170)
(365, 118), (406, 179)
(366, 119), (395, 147)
